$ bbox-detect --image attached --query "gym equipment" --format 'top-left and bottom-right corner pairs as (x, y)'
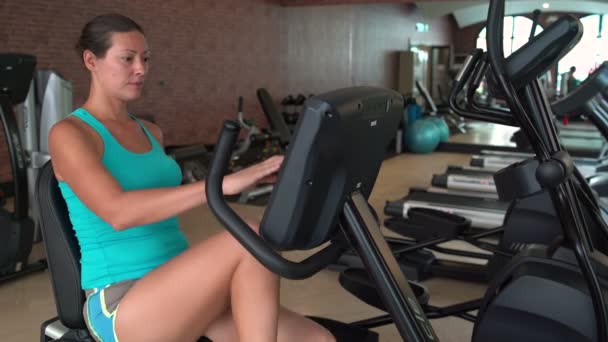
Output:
(452, 63), (608, 195)
(294, 93), (306, 117)
(38, 163), (243, 342)
(233, 92), (292, 205)
(405, 97), (422, 124)
(20, 68), (73, 241)
(277, 93), (309, 133)
(230, 96), (282, 170)
(396, 85), (455, 154)
(224, 88), (297, 205)
(165, 143), (211, 184)
(460, 5), (608, 340)
(133, 115), (213, 186)
(415, 38), (608, 199)
(230, 5), (607, 341)
(426, 116), (449, 142)
(343, 8), (608, 288)
(280, 94), (298, 130)
(35, 92), (380, 341)
(431, 166), (496, 195)
(204, 48), (608, 339)
(166, 96), (283, 205)
(404, 118), (441, 154)
(206, 86), (437, 340)
(231, 96), (263, 159)
(415, 79), (465, 135)
(256, 88), (291, 148)
(0, 53), (48, 282)
(381, 12), (586, 260)
(382, 170), (570, 283)
(461, 61), (608, 160)
(386, 188), (507, 229)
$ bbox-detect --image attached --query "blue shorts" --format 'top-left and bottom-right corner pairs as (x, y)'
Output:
(82, 279), (136, 342)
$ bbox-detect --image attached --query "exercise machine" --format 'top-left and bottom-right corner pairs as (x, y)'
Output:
(167, 95), (285, 205)
(340, 10), (608, 286)
(0, 53), (48, 282)
(415, 80), (466, 135)
(206, 4), (608, 339)
(205, 58), (608, 340)
(36, 92), (380, 342)
(206, 86), (439, 340)
(0, 54), (72, 242)
(22, 68), (72, 241)
(467, 62), (608, 177)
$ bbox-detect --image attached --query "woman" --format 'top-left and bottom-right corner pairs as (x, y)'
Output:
(49, 13), (335, 342)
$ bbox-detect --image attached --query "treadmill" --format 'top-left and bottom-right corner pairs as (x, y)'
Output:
(471, 62), (608, 171)
(389, 64), (608, 228)
(440, 63), (608, 195)
(373, 15), (592, 283)
(385, 188), (506, 229)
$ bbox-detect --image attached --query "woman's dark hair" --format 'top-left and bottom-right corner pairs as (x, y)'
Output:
(76, 13), (144, 59)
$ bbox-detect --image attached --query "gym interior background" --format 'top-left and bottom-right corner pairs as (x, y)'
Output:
(2, 0), (608, 341)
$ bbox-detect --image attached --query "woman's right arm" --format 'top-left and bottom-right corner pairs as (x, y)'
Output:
(49, 120), (209, 231)
(49, 120), (283, 231)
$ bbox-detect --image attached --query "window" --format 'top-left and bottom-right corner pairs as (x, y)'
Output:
(557, 14), (608, 89)
(477, 16), (543, 57)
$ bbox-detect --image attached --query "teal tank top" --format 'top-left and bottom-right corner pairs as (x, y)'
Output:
(58, 108), (189, 289)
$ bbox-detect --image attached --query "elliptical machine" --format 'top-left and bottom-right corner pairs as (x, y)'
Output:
(20, 67), (72, 241)
(0, 54), (49, 282)
(470, 4), (608, 339)
(359, 2), (608, 340)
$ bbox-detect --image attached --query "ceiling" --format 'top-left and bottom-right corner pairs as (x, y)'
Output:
(281, 0), (608, 27)
(416, 0), (608, 27)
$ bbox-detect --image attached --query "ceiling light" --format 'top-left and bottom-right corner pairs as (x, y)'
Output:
(542, 3), (550, 9)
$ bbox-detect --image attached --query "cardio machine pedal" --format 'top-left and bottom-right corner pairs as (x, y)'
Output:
(384, 208), (471, 241)
(339, 268), (430, 312)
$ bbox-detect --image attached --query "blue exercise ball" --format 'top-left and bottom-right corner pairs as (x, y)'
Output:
(404, 119), (440, 154)
(426, 116), (450, 142)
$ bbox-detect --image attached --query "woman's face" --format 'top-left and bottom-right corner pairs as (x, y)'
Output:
(89, 31), (150, 102)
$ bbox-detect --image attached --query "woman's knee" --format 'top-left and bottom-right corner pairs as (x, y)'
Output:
(277, 310), (336, 342)
(226, 220), (261, 255)
(310, 325), (336, 342)
(213, 228), (264, 265)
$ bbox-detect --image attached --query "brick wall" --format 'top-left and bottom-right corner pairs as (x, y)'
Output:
(1, 0), (287, 182)
(0, 0), (451, 182)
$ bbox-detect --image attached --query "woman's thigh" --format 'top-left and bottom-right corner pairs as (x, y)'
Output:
(114, 231), (249, 342)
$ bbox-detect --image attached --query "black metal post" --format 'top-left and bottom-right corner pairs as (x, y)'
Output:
(343, 191), (439, 342)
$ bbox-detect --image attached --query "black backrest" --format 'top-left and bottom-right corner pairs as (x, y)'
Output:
(36, 162), (86, 329)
